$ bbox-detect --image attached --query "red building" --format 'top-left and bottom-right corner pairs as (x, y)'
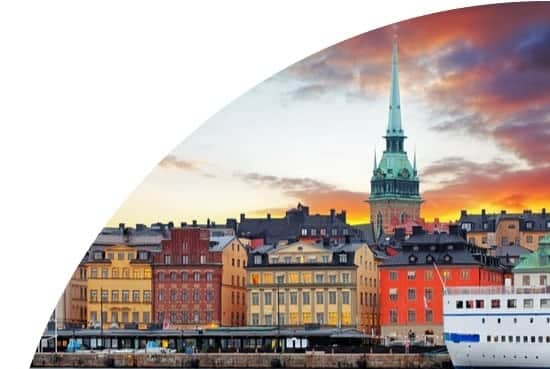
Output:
(152, 227), (247, 328)
(379, 225), (505, 344)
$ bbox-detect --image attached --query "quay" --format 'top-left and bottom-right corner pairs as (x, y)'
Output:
(31, 352), (452, 368)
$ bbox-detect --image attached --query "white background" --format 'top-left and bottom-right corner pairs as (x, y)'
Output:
(0, 0), (515, 365)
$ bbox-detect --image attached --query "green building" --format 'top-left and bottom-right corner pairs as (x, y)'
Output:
(513, 234), (550, 288)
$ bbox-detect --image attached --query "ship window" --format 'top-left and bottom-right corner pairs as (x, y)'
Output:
(475, 299), (484, 308)
(497, 318), (501, 324)
(507, 299), (517, 308)
(541, 299), (550, 308)
(523, 336), (528, 343)
(491, 299), (500, 308)
(516, 336), (520, 343)
(487, 335), (491, 342)
(456, 300), (464, 309)
(524, 299), (534, 308)
(481, 318), (485, 324)
(546, 336), (550, 343)
(466, 300), (474, 309)
(501, 336), (506, 343)
(531, 336), (536, 343)
(538, 336), (543, 343)
(508, 336), (513, 343)
(547, 317), (550, 323)
(494, 336), (498, 342)
(530, 318), (534, 323)
(513, 318), (517, 323)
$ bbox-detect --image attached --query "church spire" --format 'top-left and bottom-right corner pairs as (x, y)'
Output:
(374, 149), (377, 172)
(386, 37), (404, 137)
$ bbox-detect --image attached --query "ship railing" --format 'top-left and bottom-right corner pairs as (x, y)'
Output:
(443, 285), (550, 295)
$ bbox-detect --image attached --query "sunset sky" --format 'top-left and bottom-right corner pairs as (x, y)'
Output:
(109, 3), (550, 227)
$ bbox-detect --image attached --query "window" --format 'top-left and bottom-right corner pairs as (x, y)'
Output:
(322, 255), (329, 263)
(408, 288), (416, 300)
(111, 311), (118, 323)
(301, 228), (308, 236)
(288, 272), (299, 283)
(278, 292), (285, 305)
(328, 275), (337, 283)
(524, 299), (534, 308)
(158, 290), (165, 302)
(320, 228), (326, 236)
(101, 289), (108, 302)
(425, 309), (433, 322)
(171, 289), (177, 301)
(252, 292), (259, 305)
(252, 313), (259, 325)
(339, 254), (348, 263)
(507, 299), (517, 308)
(342, 291), (350, 305)
(523, 275), (531, 286)
(290, 292), (298, 305)
(107, 253), (114, 260)
(316, 313), (324, 324)
(101, 268), (108, 279)
(389, 288), (398, 301)
(182, 255), (189, 264)
(200, 255), (206, 264)
(456, 300), (464, 309)
(164, 255), (171, 265)
(143, 290), (151, 302)
(390, 310), (398, 323)
(408, 310), (416, 322)
(264, 292), (272, 305)
(111, 290), (119, 302)
(276, 274), (284, 284)
(311, 229), (317, 236)
(316, 291), (324, 304)
(193, 289), (200, 303)
(476, 299), (484, 308)
(425, 270), (434, 280)
(264, 314), (273, 325)
(541, 299), (550, 308)
(331, 228), (338, 236)
(342, 273), (350, 283)
(254, 255), (262, 265)
(194, 272), (200, 281)
(389, 271), (398, 280)
(527, 235), (533, 243)
(193, 311), (200, 323)
(119, 290), (127, 302)
(93, 251), (102, 260)
(329, 291), (337, 304)
(425, 288), (433, 301)
(90, 290), (97, 302)
(540, 275), (547, 286)
(111, 268), (119, 279)
(91, 268), (98, 279)
(303, 292), (310, 305)
(131, 290), (139, 302)
(158, 272), (165, 281)
(491, 299), (501, 308)
(315, 274), (324, 283)
(443, 270), (451, 281)
(407, 271), (416, 280)
(460, 270), (470, 280)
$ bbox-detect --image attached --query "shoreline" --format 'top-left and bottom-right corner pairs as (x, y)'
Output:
(32, 352), (452, 368)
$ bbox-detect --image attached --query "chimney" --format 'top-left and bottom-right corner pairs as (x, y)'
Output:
(394, 227), (406, 241)
(501, 210), (506, 215)
(240, 213), (245, 222)
(180, 222), (187, 228)
(523, 209), (532, 215)
(412, 226), (424, 236)
(337, 210), (347, 223)
(330, 209), (335, 219)
(345, 235), (351, 244)
(168, 221), (174, 230)
(119, 223), (125, 233)
(460, 210), (467, 217)
(207, 218), (211, 228)
(543, 208), (547, 217)
(192, 220), (197, 227)
(211, 221), (216, 227)
(481, 209), (486, 216)
(267, 213), (271, 220)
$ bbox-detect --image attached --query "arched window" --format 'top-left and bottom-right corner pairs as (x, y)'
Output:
(376, 212), (383, 236)
(400, 212), (407, 224)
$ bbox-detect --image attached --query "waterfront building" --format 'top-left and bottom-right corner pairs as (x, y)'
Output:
(86, 244), (153, 330)
(246, 240), (373, 329)
(368, 40), (423, 238)
(50, 261), (88, 329)
(238, 203), (356, 248)
(458, 208), (550, 250)
(512, 233), (550, 288)
(379, 225), (505, 344)
(152, 227), (247, 328)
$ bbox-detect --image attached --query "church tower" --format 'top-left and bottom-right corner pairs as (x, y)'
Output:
(368, 39), (423, 237)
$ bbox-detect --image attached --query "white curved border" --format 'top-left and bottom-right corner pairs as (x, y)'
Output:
(0, 1), (520, 366)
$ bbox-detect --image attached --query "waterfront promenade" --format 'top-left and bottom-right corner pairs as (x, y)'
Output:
(32, 352), (451, 368)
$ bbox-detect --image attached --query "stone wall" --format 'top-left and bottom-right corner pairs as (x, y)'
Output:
(32, 352), (451, 368)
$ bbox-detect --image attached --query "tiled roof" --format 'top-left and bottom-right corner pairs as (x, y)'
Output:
(458, 210), (550, 232)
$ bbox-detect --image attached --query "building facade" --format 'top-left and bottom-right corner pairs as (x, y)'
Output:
(513, 233), (550, 288)
(458, 208), (550, 251)
(379, 226), (505, 344)
(51, 262), (88, 330)
(151, 227), (247, 328)
(86, 244), (153, 330)
(368, 40), (422, 238)
(246, 241), (365, 328)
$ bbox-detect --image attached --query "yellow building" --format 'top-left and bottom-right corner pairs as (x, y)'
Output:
(86, 244), (153, 330)
(355, 244), (382, 333)
(247, 241), (372, 328)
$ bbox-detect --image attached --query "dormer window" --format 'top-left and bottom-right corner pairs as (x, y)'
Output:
(525, 222), (533, 230)
(461, 223), (472, 232)
(339, 254), (348, 263)
(547, 221), (550, 229)
(93, 251), (103, 260)
(447, 245), (454, 251)
(443, 254), (453, 263)
(426, 255), (434, 263)
(311, 229), (317, 236)
(430, 245), (436, 252)
(482, 222), (488, 230)
(412, 246), (419, 251)
(254, 255), (262, 265)
(138, 251), (148, 260)
(409, 255), (417, 264)
(301, 228), (308, 236)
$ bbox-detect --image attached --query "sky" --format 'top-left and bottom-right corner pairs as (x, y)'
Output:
(109, 2), (550, 227)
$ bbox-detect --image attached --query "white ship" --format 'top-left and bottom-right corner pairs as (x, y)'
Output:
(443, 285), (550, 369)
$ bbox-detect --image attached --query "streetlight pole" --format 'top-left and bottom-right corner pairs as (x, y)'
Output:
(276, 284), (280, 353)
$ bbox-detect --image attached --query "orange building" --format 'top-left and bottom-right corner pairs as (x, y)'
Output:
(379, 226), (505, 344)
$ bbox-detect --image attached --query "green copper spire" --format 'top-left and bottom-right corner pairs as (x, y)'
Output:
(386, 38), (404, 137)
(373, 149), (377, 174)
